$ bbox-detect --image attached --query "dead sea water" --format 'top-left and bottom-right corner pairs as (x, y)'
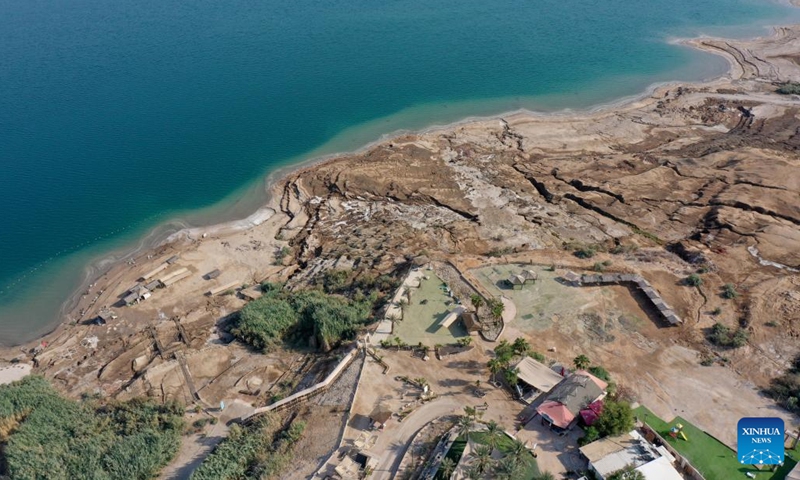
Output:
(1, 0), (798, 344)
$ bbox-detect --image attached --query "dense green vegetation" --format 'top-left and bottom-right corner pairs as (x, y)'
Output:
(765, 353), (800, 413)
(232, 279), (394, 352)
(486, 338), (534, 387)
(191, 414), (305, 480)
(0, 376), (183, 480)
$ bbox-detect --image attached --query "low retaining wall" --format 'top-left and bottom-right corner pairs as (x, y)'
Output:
(242, 346), (360, 423)
(641, 423), (706, 480)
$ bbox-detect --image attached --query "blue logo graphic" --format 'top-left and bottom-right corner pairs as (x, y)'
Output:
(738, 417), (784, 465)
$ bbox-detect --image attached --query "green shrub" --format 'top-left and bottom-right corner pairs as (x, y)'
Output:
(684, 274), (703, 287)
(588, 365), (611, 382)
(574, 247), (596, 259)
(529, 351), (546, 362)
(722, 283), (739, 299)
(578, 426), (600, 446)
(593, 262), (606, 272)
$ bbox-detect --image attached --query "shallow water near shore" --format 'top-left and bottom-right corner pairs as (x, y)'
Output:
(1, 0), (799, 345)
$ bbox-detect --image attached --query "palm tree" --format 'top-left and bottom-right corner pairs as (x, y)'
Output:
(484, 421), (502, 451)
(470, 445), (493, 474)
(439, 457), (456, 479)
(470, 294), (484, 314)
(573, 354), (591, 370)
(494, 457), (520, 480)
(504, 366), (519, 387)
(512, 337), (531, 356)
(487, 358), (503, 383)
(463, 405), (477, 420)
(536, 472), (557, 480)
(489, 298), (505, 320)
(457, 415), (474, 442)
(464, 467), (481, 480)
(508, 438), (528, 466)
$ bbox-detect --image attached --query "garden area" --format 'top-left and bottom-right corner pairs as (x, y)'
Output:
(392, 272), (469, 346)
(634, 406), (798, 480)
(435, 414), (542, 480)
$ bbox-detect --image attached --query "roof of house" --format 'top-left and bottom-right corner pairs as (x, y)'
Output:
(563, 271), (582, 282)
(514, 357), (563, 393)
(370, 406), (393, 425)
(508, 274), (525, 285)
(635, 456), (684, 480)
(582, 274), (602, 284)
(536, 371), (606, 428)
(581, 430), (659, 477)
(461, 312), (481, 332)
(521, 269), (538, 280)
(335, 456), (361, 478)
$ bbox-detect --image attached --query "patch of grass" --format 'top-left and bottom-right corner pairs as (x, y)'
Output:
(634, 406), (791, 480)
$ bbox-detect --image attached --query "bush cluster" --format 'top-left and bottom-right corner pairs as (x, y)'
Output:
(0, 376), (183, 480)
(232, 283), (376, 352)
(777, 82), (800, 95)
(765, 354), (800, 413)
(708, 322), (748, 348)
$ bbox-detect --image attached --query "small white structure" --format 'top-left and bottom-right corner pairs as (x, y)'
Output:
(635, 456), (683, 480)
(580, 429), (683, 480)
(439, 306), (466, 329)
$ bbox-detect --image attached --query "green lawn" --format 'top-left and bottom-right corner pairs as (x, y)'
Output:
(634, 406), (796, 480)
(436, 431), (540, 479)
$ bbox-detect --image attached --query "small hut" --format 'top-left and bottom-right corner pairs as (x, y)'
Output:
(96, 308), (117, 324)
(562, 271), (582, 286)
(507, 274), (525, 290)
(124, 285), (151, 306)
(369, 406), (393, 430)
(521, 269), (538, 284)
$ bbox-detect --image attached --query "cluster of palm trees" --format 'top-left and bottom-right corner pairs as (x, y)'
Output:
(470, 294), (504, 322)
(436, 409), (555, 480)
(486, 337), (532, 387)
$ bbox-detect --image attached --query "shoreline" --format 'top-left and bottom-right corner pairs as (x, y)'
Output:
(9, 20), (798, 349)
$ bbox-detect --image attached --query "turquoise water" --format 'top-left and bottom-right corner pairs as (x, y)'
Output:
(1, 0), (798, 344)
